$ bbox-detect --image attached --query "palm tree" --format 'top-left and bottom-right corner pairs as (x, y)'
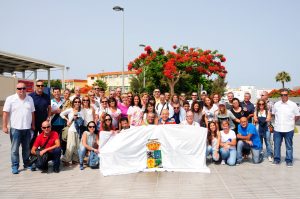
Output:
(275, 71), (291, 88)
(129, 73), (144, 94)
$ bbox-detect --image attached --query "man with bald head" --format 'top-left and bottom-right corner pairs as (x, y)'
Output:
(31, 120), (61, 173)
(3, 82), (35, 174)
(158, 109), (176, 125)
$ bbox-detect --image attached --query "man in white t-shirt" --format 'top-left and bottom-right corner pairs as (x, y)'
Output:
(155, 94), (174, 118)
(2, 82), (35, 174)
(272, 88), (300, 167)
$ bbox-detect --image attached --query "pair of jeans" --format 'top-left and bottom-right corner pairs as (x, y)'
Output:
(237, 140), (263, 164)
(260, 131), (273, 157)
(47, 147), (61, 170)
(220, 147), (236, 166)
(206, 138), (219, 161)
(274, 130), (294, 163)
(78, 145), (89, 165)
(10, 128), (31, 169)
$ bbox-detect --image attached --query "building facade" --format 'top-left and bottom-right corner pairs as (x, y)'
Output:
(65, 79), (87, 90)
(87, 71), (136, 93)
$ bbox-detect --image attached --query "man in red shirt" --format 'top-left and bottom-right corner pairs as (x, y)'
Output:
(31, 121), (61, 173)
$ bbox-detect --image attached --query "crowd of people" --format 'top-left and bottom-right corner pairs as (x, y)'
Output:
(2, 80), (300, 174)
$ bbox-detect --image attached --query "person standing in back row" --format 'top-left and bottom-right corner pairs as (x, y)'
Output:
(2, 82), (35, 174)
(272, 88), (300, 167)
(29, 80), (51, 148)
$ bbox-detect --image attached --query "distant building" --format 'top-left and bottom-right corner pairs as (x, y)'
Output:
(65, 79), (87, 90)
(224, 86), (272, 103)
(87, 71), (137, 93)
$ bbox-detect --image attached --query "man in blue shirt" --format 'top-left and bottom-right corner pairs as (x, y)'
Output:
(29, 80), (51, 147)
(236, 116), (263, 164)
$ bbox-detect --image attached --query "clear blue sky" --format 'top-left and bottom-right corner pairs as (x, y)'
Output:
(0, 0), (299, 89)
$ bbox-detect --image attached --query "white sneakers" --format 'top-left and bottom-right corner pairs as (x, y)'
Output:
(268, 156), (273, 162)
(221, 160), (225, 165)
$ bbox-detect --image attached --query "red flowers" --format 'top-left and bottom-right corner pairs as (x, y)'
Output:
(128, 44), (227, 81)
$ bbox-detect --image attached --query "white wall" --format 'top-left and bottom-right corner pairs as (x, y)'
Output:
(0, 75), (18, 101)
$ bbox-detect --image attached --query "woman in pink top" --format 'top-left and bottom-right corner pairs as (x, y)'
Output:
(117, 93), (130, 118)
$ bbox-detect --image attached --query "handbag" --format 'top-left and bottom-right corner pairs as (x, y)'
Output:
(88, 151), (100, 169)
(268, 123), (274, 133)
(62, 126), (69, 142)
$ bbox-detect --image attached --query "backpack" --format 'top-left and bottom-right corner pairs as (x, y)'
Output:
(88, 151), (100, 169)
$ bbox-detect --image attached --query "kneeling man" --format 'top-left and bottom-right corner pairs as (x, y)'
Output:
(31, 121), (61, 173)
(236, 117), (262, 164)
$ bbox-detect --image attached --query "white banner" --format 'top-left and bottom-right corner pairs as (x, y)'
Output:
(99, 124), (210, 176)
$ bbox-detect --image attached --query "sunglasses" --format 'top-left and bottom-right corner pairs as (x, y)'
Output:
(259, 103), (265, 105)
(128, 96), (133, 97)
(94, 88), (100, 90)
(88, 126), (96, 128)
(82, 99), (89, 102)
(101, 101), (108, 103)
(42, 126), (51, 129)
(74, 101), (81, 103)
(105, 118), (112, 121)
(36, 85), (44, 87)
(281, 94), (288, 97)
(17, 87), (26, 90)
(192, 95), (197, 96)
(173, 107), (180, 109)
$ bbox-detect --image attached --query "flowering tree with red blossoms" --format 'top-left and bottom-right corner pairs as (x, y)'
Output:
(128, 45), (227, 95)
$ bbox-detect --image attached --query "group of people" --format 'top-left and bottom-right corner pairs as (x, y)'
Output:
(2, 80), (300, 174)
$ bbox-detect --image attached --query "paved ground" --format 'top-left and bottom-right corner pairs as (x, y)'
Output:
(1, 125), (300, 199)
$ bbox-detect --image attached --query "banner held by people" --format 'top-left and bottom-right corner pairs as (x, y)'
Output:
(99, 125), (210, 176)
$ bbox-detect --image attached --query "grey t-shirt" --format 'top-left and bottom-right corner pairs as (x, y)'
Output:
(215, 110), (236, 130)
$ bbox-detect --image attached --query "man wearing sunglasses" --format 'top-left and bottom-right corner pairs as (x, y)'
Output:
(272, 88), (300, 167)
(3, 82), (35, 174)
(31, 121), (61, 173)
(29, 80), (51, 148)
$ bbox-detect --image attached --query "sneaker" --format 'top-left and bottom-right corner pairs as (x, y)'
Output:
(287, 162), (293, 168)
(221, 160), (225, 165)
(12, 167), (19, 174)
(272, 161), (280, 165)
(268, 156), (273, 162)
(53, 168), (60, 173)
(236, 162), (240, 166)
(80, 164), (84, 170)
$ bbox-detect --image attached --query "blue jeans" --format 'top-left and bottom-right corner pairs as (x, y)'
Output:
(274, 130), (294, 163)
(48, 147), (61, 170)
(260, 131), (273, 157)
(237, 140), (262, 164)
(206, 138), (219, 161)
(78, 145), (88, 165)
(220, 147), (236, 166)
(10, 128), (31, 169)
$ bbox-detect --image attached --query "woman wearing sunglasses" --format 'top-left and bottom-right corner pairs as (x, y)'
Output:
(100, 114), (117, 133)
(60, 97), (84, 165)
(78, 121), (99, 170)
(81, 95), (96, 131)
(253, 99), (273, 162)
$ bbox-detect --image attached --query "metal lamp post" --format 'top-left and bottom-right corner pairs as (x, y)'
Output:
(113, 6), (125, 92)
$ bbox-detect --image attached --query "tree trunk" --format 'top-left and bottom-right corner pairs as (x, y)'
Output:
(168, 80), (175, 96)
(282, 81), (285, 88)
(167, 76), (180, 95)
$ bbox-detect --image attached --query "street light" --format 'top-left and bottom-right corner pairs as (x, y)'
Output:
(113, 6), (125, 92)
(139, 44), (146, 88)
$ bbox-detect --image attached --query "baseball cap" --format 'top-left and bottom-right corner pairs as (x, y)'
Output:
(218, 101), (226, 106)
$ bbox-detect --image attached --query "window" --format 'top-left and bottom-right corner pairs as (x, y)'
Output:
(91, 77), (94, 80)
